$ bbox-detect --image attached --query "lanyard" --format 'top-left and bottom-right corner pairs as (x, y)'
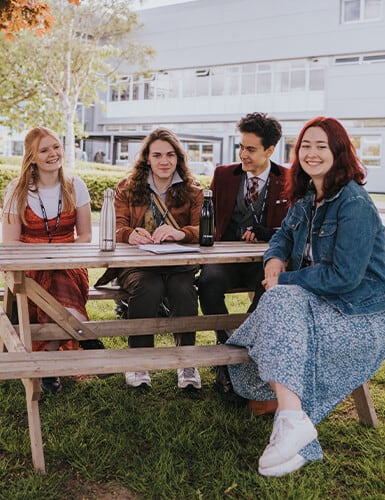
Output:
(37, 189), (62, 243)
(303, 195), (317, 266)
(246, 176), (270, 225)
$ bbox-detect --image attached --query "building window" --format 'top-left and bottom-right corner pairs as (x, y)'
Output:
(108, 58), (325, 103)
(283, 136), (297, 165)
(341, 0), (382, 23)
(351, 135), (381, 166)
(110, 76), (130, 101)
(275, 62), (307, 92)
(186, 142), (213, 162)
(309, 68), (325, 90)
(241, 63), (256, 95)
(334, 56), (361, 64)
(210, 67), (224, 96)
(363, 53), (385, 62)
(335, 53), (385, 64)
(256, 63), (272, 93)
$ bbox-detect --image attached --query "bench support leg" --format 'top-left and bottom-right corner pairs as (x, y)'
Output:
(24, 378), (45, 473)
(352, 383), (378, 428)
(1, 285), (16, 353)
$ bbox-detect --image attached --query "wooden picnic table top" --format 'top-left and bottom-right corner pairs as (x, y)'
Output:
(0, 241), (268, 271)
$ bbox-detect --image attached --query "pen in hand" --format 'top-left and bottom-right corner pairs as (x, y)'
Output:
(159, 209), (169, 226)
(134, 228), (154, 243)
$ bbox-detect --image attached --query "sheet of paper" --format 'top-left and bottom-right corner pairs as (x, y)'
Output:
(137, 243), (200, 254)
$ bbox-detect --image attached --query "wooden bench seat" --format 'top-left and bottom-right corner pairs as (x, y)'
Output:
(0, 333), (379, 432)
(0, 285), (253, 303)
(0, 344), (251, 380)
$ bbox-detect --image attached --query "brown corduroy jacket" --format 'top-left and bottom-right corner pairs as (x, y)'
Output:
(114, 177), (204, 244)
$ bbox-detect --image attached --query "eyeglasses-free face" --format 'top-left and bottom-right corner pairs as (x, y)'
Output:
(147, 139), (178, 187)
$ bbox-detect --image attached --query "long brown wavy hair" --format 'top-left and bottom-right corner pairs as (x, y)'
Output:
(127, 127), (197, 207)
(287, 116), (366, 204)
(4, 127), (76, 225)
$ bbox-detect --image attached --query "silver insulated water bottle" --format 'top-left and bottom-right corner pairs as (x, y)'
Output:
(99, 188), (116, 251)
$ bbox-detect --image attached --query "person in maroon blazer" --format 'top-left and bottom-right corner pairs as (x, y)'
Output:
(198, 112), (289, 409)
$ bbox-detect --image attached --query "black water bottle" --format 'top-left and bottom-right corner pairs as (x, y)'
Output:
(199, 189), (215, 246)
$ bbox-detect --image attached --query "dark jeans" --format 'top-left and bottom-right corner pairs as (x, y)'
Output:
(198, 262), (265, 343)
(118, 267), (197, 348)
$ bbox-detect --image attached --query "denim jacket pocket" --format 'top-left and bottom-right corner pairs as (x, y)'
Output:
(287, 214), (302, 231)
(317, 221), (337, 260)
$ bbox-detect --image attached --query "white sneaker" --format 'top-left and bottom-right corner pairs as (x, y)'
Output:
(125, 371), (151, 388)
(259, 412), (317, 469)
(259, 453), (308, 477)
(177, 367), (201, 390)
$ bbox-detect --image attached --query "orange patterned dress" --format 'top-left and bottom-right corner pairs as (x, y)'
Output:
(20, 205), (89, 351)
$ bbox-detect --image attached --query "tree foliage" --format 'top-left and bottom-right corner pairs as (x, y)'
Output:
(0, 0), (79, 39)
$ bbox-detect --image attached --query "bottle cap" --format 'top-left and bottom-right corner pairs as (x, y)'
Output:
(203, 189), (212, 197)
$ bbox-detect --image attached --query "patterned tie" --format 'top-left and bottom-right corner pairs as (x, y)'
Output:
(248, 176), (259, 204)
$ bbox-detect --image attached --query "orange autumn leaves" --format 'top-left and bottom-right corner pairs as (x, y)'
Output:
(0, 0), (80, 39)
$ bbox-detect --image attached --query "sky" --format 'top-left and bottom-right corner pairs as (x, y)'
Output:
(132, 0), (197, 10)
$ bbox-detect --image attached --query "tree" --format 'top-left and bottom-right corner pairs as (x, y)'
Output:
(0, 0), (153, 167)
(0, 0), (79, 39)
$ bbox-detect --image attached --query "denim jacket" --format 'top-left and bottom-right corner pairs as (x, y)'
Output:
(264, 180), (385, 315)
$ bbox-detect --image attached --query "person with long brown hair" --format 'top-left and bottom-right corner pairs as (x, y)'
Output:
(227, 117), (385, 476)
(112, 127), (203, 390)
(2, 127), (92, 393)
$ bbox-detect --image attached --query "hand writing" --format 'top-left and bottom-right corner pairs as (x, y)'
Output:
(129, 228), (154, 245)
(152, 224), (184, 244)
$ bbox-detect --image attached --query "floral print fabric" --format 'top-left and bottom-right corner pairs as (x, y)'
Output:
(227, 285), (385, 461)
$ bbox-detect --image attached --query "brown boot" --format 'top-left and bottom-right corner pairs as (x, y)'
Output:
(247, 399), (278, 416)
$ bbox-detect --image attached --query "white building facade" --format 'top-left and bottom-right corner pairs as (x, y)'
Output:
(89, 0), (385, 190)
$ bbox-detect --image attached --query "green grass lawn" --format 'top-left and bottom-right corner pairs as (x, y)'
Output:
(1, 274), (385, 499)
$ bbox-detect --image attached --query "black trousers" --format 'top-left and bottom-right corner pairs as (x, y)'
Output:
(118, 267), (197, 348)
(198, 262), (265, 344)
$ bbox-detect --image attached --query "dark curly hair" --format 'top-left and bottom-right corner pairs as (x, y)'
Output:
(127, 128), (197, 207)
(237, 112), (282, 148)
(287, 116), (366, 204)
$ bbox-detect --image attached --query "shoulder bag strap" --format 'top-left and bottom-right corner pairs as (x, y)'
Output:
(152, 193), (180, 230)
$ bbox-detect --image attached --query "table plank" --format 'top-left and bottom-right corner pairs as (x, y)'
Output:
(0, 242), (268, 271)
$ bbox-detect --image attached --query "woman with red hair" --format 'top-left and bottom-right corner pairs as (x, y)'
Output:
(227, 117), (385, 476)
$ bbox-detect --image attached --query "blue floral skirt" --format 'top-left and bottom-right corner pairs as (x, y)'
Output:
(227, 285), (385, 462)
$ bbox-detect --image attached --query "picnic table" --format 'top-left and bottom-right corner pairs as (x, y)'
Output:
(0, 241), (378, 473)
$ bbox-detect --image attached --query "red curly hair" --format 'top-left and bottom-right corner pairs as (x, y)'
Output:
(287, 116), (366, 204)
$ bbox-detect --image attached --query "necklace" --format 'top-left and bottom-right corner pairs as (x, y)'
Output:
(37, 188), (62, 243)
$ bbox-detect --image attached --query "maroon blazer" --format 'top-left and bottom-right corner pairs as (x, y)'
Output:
(210, 162), (289, 241)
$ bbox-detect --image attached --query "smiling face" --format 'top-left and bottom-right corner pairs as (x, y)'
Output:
(299, 126), (334, 185)
(239, 132), (274, 176)
(147, 139), (178, 184)
(34, 135), (63, 174)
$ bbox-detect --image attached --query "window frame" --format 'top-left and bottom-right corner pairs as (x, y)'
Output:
(341, 0), (382, 24)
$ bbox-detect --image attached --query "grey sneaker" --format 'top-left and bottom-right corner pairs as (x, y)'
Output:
(125, 371), (151, 388)
(177, 367), (201, 390)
